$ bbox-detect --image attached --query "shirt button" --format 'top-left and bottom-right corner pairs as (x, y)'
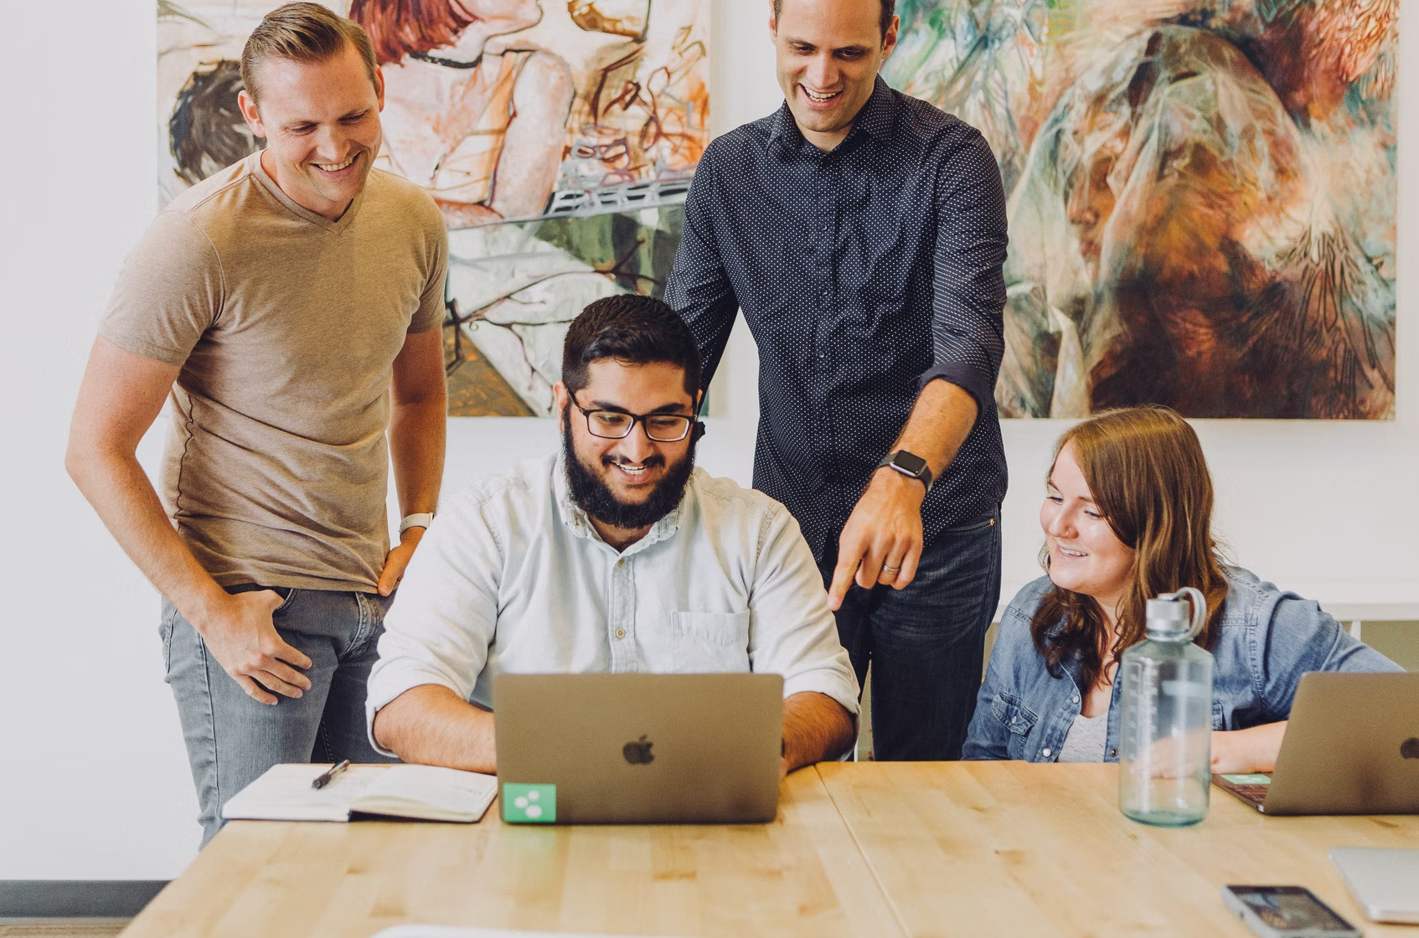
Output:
(1071, 694), (1080, 704)
(614, 628), (626, 640)
(1041, 747), (1052, 758)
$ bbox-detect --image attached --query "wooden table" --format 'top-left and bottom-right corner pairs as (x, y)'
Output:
(817, 762), (1419, 937)
(122, 763), (1419, 937)
(119, 768), (896, 938)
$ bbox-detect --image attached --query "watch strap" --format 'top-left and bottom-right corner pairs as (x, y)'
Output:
(876, 450), (934, 492)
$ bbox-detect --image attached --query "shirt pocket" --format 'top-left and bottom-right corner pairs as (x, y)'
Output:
(990, 691), (1040, 760)
(158, 601), (178, 678)
(664, 610), (752, 673)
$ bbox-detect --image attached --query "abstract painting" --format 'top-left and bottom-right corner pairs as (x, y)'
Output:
(886, 0), (1397, 418)
(158, 0), (709, 415)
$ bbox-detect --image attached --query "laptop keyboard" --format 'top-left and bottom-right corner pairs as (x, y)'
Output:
(1227, 783), (1269, 808)
(1214, 773), (1272, 811)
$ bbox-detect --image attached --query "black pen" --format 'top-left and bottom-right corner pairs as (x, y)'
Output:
(311, 759), (351, 790)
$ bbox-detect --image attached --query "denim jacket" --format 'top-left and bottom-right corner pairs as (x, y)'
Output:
(963, 567), (1401, 762)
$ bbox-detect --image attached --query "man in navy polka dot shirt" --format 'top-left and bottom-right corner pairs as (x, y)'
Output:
(666, 0), (1009, 760)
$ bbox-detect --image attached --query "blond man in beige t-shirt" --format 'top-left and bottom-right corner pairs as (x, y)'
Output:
(66, 4), (448, 844)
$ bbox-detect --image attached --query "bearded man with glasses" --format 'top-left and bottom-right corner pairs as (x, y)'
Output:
(366, 295), (859, 778)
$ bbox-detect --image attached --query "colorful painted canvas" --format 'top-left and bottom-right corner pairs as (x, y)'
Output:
(886, 0), (1397, 418)
(158, 0), (708, 415)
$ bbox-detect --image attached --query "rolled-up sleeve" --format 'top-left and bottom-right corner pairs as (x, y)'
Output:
(744, 504), (860, 714)
(919, 127), (1008, 415)
(365, 490), (502, 755)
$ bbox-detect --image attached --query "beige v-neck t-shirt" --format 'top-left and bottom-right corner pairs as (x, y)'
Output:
(101, 153), (448, 591)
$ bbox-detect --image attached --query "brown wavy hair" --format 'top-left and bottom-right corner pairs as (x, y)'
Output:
(348, 0), (477, 65)
(1031, 406), (1229, 689)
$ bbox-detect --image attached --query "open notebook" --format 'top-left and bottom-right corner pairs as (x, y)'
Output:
(222, 763), (498, 823)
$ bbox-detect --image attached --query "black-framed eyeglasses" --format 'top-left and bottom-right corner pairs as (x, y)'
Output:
(570, 395), (696, 442)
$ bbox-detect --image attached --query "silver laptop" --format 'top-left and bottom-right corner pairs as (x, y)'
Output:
(1213, 672), (1419, 815)
(494, 673), (784, 824)
(1330, 848), (1419, 923)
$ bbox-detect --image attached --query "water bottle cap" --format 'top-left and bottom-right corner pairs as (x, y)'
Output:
(1145, 589), (1207, 641)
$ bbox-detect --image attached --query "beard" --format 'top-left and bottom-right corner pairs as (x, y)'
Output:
(561, 411), (697, 532)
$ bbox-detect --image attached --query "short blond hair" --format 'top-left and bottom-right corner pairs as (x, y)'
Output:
(240, 2), (378, 102)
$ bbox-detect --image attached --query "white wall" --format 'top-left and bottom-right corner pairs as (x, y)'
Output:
(0, 1), (1412, 879)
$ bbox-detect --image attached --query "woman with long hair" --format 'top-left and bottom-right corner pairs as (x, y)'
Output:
(963, 406), (1399, 772)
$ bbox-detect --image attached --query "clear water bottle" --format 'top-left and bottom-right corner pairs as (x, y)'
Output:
(1118, 587), (1214, 826)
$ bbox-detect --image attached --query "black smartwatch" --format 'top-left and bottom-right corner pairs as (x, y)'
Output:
(877, 449), (934, 491)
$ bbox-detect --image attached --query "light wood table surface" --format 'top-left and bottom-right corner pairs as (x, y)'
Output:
(818, 761), (1419, 937)
(121, 762), (1419, 937)
(119, 767), (899, 938)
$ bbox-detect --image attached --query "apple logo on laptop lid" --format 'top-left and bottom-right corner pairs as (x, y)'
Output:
(623, 735), (654, 765)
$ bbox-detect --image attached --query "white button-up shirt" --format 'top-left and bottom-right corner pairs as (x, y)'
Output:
(366, 454), (859, 751)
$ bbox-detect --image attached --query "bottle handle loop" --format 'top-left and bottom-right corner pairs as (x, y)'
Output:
(1159, 586), (1207, 641)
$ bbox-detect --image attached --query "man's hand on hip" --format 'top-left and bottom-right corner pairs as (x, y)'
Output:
(827, 469), (926, 611)
(378, 525), (425, 597)
(197, 590), (313, 705)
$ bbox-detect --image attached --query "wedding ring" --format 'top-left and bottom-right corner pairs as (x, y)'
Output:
(882, 564), (901, 574)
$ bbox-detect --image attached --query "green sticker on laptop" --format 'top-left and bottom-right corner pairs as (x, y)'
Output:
(502, 783), (557, 823)
(1221, 773), (1272, 785)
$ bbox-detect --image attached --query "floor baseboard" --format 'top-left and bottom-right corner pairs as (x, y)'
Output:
(0, 881), (167, 919)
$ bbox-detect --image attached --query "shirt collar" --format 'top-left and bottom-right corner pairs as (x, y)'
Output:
(854, 76), (899, 142)
(552, 451), (687, 555)
(770, 75), (899, 156)
(249, 149), (365, 232)
(768, 100), (802, 154)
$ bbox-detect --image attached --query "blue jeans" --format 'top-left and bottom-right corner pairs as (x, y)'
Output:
(159, 586), (397, 844)
(826, 512), (1002, 761)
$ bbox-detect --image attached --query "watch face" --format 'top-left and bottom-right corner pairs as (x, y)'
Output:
(892, 451), (928, 476)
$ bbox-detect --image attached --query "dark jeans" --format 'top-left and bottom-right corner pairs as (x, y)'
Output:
(826, 512), (1002, 761)
(159, 586), (397, 845)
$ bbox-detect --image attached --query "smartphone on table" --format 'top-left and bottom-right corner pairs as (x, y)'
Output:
(1221, 885), (1361, 938)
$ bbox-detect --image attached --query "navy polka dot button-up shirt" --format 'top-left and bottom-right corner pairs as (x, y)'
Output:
(667, 77), (1009, 563)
